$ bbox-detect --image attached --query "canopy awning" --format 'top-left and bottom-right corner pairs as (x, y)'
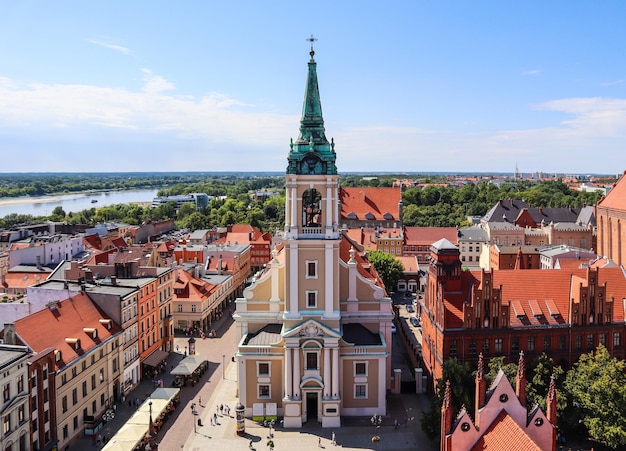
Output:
(171, 354), (207, 376)
(102, 387), (180, 451)
(142, 349), (169, 368)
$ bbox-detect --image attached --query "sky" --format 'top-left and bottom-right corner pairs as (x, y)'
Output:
(1, 1), (626, 175)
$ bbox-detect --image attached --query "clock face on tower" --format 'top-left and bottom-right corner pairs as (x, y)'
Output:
(304, 155), (321, 174)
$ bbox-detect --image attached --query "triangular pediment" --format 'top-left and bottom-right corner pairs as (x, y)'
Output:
(282, 319), (341, 339)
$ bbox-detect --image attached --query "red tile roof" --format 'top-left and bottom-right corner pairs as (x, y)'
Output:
(598, 171), (626, 210)
(464, 267), (626, 327)
(340, 187), (401, 221)
(4, 271), (49, 290)
(340, 234), (385, 289)
(397, 256), (419, 273)
(173, 269), (216, 301)
(472, 410), (542, 451)
(14, 292), (121, 369)
(404, 226), (458, 246)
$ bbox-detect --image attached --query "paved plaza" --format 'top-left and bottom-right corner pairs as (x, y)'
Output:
(74, 311), (438, 451)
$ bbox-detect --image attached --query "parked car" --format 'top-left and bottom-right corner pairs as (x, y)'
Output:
(406, 305), (415, 313)
(410, 316), (420, 327)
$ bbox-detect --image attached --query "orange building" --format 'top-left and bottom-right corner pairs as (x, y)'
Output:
(488, 245), (541, 270)
(404, 226), (458, 263)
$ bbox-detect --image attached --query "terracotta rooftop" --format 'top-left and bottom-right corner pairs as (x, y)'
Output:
(472, 410), (542, 451)
(13, 292), (121, 370)
(458, 267), (626, 327)
(339, 187), (401, 222)
(404, 226), (458, 246)
(598, 171), (626, 210)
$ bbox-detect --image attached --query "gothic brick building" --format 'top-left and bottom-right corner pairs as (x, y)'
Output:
(420, 238), (626, 385)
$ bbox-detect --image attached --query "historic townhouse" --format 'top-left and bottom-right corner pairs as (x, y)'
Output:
(6, 294), (122, 451)
(0, 342), (30, 451)
(235, 46), (393, 428)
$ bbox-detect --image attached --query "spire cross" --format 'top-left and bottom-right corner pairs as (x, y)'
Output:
(307, 34), (318, 53)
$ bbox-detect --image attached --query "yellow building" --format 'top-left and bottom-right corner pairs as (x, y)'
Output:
(234, 46), (393, 428)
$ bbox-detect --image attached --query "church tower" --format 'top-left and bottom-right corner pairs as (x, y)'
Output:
(280, 38), (344, 428)
(235, 40), (391, 431)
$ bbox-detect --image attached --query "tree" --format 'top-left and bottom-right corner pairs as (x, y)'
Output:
(525, 353), (565, 413)
(366, 250), (404, 293)
(184, 212), (209, 231)
(51, 206), (66, 218)
(564, 345), (626, 448)
(421, 358), (474, 440)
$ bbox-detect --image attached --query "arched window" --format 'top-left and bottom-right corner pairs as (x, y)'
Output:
(302, 188), (322, 227)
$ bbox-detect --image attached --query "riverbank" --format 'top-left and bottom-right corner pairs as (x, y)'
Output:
(0, 197), (63, 207)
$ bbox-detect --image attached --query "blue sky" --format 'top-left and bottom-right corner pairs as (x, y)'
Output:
(1, 1), (626, 175)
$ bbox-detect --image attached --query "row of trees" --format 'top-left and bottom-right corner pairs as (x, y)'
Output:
(0, 172), (283, 199)
(402, 180), (604, 227)
(421, 345), (626, 449)
(0, 175), (608, 232)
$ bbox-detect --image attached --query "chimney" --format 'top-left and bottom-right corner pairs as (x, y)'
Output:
(110, 276), (117, 286)
(475, 353), (486, 427)
(515, 351), (526, 407)
(3, 323), (16, 345)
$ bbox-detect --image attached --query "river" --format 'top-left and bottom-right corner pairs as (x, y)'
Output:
(0, 189), (159, 218)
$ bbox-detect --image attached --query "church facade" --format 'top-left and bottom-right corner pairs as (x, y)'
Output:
(234, 46), (393, 428)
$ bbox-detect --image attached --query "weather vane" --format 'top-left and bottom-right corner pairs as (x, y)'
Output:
(307, 34), (317, 54)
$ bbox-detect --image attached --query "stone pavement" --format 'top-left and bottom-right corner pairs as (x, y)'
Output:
(71, 305), (439, 451)
(184, 361), (438, 451)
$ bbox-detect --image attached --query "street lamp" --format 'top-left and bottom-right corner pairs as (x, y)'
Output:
(222, 354), (225, 379)
(191, 403), (197, 433)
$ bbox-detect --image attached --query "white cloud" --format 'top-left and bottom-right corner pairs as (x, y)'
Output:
(523, 69), (542, 76)
(0, 69), (297, 147)
(87, 38), (133, 55)
(0, 69), (624, 174)
(140, 68), (176, 93)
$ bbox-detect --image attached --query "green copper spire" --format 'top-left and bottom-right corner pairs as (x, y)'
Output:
(287, 36), (337, 175)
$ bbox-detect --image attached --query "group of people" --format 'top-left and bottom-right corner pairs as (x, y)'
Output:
(209, 403), (231, 426)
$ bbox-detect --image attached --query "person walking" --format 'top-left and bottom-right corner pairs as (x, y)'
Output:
(318, 437), (322, 447)
(331, 431), (336, 445)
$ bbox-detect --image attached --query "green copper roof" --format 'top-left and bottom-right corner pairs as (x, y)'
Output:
(287, 43), (337, 175)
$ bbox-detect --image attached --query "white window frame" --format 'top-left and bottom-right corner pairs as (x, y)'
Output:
(257, 361), (270, 377)
(305, 351), (318, 370)
(306, 290), (318, 308)
(258, 384), (271, 399)
(305, 260), (318, 279)
(354, 361), (368, 376)
(354, 383), (368, 399)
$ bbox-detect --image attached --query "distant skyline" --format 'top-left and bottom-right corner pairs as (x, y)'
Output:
(1, 2), (626, 175)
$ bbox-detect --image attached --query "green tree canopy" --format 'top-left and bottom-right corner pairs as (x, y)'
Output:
(421, 358), (474, 440)
(366, 250), (404, 293)
(564, 345), (626, 448)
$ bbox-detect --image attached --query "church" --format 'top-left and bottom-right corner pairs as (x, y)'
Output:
(233, 43), (394, 428)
